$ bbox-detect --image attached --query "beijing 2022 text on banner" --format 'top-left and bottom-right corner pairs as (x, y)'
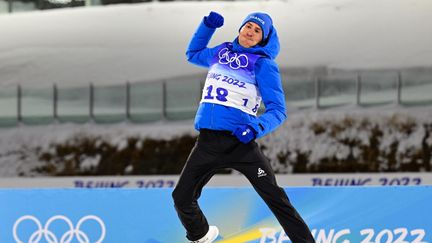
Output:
(1, 186), (431, 243)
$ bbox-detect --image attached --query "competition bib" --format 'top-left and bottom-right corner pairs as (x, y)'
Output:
(201, 73), (261, 116)
(200, 44), (262, 116)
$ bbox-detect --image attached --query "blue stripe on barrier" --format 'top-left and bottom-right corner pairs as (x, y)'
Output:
(1, 186), (431, 243)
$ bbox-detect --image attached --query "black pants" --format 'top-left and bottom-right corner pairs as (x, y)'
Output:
(172, 129), (315, 242)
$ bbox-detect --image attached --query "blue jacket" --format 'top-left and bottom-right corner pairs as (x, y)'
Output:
(186, 19), (287, 139)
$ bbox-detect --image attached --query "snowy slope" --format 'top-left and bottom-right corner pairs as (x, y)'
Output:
(0, 105), (431, 177)
(0, 0), (432, 87)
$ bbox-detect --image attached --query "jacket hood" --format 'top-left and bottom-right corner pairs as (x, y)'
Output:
(232, 25), (280, 60)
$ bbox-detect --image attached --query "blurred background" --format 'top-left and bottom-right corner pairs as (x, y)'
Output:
(0, 0), (431, 186)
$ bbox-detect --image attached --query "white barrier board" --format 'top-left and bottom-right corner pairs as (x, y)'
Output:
(0, 172), (430, 188)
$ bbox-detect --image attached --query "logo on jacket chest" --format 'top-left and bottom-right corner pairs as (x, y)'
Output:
(218, 47), (249, 70)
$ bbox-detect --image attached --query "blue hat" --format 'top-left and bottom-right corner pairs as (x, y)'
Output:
(239, 12), (273, 42)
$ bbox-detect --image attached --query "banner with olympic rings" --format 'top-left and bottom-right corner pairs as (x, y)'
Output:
(0, 186), (431, 243)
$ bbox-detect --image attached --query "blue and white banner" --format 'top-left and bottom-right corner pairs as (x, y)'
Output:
(0, 173), (431, 188)
(1, 186), (431, 242)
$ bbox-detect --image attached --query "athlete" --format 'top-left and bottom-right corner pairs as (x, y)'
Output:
(172, 11), (315, 243)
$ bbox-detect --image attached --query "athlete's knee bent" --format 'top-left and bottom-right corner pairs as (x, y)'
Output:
(172, 186), (189, 207)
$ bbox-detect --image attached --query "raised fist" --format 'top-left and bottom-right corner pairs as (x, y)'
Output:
(204, 11), (224, 29)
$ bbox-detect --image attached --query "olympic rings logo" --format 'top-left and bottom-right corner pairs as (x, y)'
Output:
(218, 48), (249, 70)
(13, 215), (106, 243)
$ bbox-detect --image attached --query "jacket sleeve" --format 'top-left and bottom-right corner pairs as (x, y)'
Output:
(186, 19), (222, 68)
(248, 58), (287, 138)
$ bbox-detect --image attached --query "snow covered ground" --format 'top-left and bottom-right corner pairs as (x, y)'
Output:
(0, 119), (197, 176)
(0, 0), (431, 86)
(0, 104), (431, 177)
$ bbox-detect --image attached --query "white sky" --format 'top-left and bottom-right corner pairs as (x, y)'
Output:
(0, 0), (432, 86)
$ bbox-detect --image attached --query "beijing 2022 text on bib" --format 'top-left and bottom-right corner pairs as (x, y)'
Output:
(200, 43), (262, 116)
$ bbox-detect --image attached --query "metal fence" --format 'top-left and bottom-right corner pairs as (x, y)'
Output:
(281, 68), (432, 109)
(0, 69), (431, 127)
